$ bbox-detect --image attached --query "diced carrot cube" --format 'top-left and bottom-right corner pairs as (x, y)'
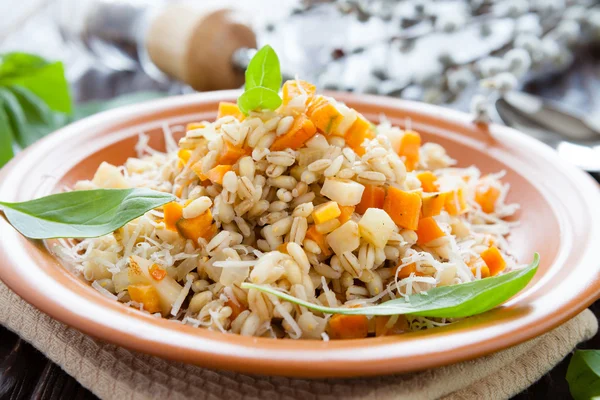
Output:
(217, 102), (244, 120)
(327, 314), (369, 339)
(270, 114), (317, 151)
(480, 246), (506, 276)
(383, 187), (422, 230)
(178, 149), (192, 169)
(344, 114), (375, 156)
(149, 264), (167, 281)
(356, 185), (385, 215)
(225, 297), (247, 319)
(421, 193), (446, 217)
(206, 165), (232, 185)
(475, 185), (501, 213)
(394, 262), (425, 279)
(176, 210), (216, 243)
(128, 284), (161, 314)
(444, 188), (468, 215)
(282, 79), (316, 105)
(163, 202), (183, 232)
(306, 96), (343, 135)
(277, 243), (289, 254)
(305, 225), (332, 257)
(416, 217), (445, 245)
(416, 171), (438, 192)
(398, 131), (421, 171)
(218, 141), (250, 165)
(338, 205), (355, 224)
(312, 201), (341, 225)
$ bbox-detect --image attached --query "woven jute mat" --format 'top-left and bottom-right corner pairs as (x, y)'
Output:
(0, 280), (596, 400)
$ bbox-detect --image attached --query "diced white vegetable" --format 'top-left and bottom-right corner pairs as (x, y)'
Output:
(92, 162), (129, 189)
(327, 220), (360, 255)
(320, 178), (365, 206)
(382, 127), (404, 153)
(358, 208), (396, 248)
(129, 255), (183, 315)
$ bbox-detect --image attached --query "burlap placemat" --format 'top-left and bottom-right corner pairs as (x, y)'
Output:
(0, 280), (596, 400)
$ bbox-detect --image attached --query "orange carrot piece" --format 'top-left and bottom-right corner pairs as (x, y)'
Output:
(416, 171), (438, 192)
(206, 165), (233, 185)
(128, 284), (161, 314)
(163, 202), (183, 232)
(270, 114), (317, 151)
(176, 210), (216, 243)
(218, 141), (250, 165)
(444, 188), (468, 215)
(394, 262), (425, 279)
(328, 314), (369, 340)
(338, 205), (355, 224)
(178, 149), (192, 168)
(149, 264), (167, 281)
(398, 131), (421, 171)
(277, 243), (289, 254)
(282, 79), (316, 105)
(225, 297), (247, 319)
(416, 217), (445, 245)
(306, 96), (343, 135)
(344, 114), (375, 156)
(356, 184), (385, 215)
(375, 315), (409, 336)
(217, 102), (245, 120)
(475, 185), (501, 213)
(421, 193), (446, 217)
(470, 264), (491, 279)
(480, 246), (506, 276)
(305, 225), (332, 257)
(383, 187), (422, 230)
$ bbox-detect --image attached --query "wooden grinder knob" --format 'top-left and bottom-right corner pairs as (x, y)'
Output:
(146, 4), (257, 91)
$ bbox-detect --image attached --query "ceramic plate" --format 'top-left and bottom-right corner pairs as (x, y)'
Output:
(1, 91), (599, 378)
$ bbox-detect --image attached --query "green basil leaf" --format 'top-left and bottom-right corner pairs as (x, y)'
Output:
(238, 87), (283, 115)
(0, 188), (175, 239)
(243, 253), (539, 318)
(567, 350), (600, 400)
(0, 105), (14, 168)
(0, 53), (71, 113)
(244, 45), (282, 92)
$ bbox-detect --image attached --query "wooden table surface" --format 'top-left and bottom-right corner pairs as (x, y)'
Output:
(0, 45), (599, 400)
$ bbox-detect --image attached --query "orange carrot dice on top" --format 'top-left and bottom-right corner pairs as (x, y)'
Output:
(398, 131), (421, 171)
(475, 185), (501, 213)
(416, 171), (438, 192)
(327, 314), (369, 339)
(383, 187), (422, 230)
(306, 96), (343, 135)
(444, 188), (468, 215)
(218, 141), (250, 165)
(344, 114), (375, 156)
(176, 210), (216, 243)
(128, 284), (161, 314)
(149, 264), (167, 281)
(178, 149), (192, 166)
(206, 165), (233, 185)
(270, 114), (317, 151)
(282, 79), (316, 105)
(416, 217), (445, 245)
(480, 246), (506, 276)
(217, 102), (245, 120)
(305, 225), (332, 257)
(338, 205), (355, 224)
(356, 185), (385, 215)
(394, 262), (425, 279)
(163, 202), (183, 232)
(421, 193), (446, 217)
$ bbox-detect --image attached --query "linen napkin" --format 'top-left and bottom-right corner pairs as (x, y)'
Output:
(0, 279), (596, 400)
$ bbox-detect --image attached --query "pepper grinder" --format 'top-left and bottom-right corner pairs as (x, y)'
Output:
(56, 0), (257, 91)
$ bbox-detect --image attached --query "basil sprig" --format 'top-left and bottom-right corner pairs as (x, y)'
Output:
(243, 253), (539, 318)
(567, 350), (600, 400)
(237, 45), (283, 115)
(0, 188), (175, 239)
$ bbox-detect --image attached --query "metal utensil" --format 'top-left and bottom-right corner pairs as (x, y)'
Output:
(496, 91), (600, 173)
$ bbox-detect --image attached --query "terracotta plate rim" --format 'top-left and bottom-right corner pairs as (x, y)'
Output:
(0, 91), (599, 378)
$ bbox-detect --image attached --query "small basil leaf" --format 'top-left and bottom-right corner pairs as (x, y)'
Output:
(238, 87), (282, 115)
(243, 253), (539, 318)
(0, 54), (71, 113)
(0, 188), (175, 239)
(567, 350), (600, 400)
(0, 105), (14, 168)
(244, 45), (282, 92)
